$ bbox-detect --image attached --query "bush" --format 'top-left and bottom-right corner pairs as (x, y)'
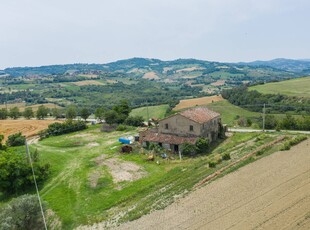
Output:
(125, 116), (144, 127)
(222, 153), (231, 161)
(195, 137), (209, 154)
(116, 124), (127, 131)
(280, 135), (307, 151)
(6, 132), (26, 146)
(208, 161), (217, 168)
(0, 149), (50, 194)
(181, 143), (197, 156)
(39, 120), (87, 139)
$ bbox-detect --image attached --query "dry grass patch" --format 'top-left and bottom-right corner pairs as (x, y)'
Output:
(142, 72), (160, 80)
(0, 102), (62, 111)
(174, 95), (224, 110)
(211, 80), (226, 86)
(73, 80), (104, 86)
(0, 119), (62, 142)
(176, 67), (204, 73)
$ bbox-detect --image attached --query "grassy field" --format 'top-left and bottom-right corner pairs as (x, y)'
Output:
(205, 100), (261, 126)
(2, 125), (290, 229)
(130, 104), (169, 120)
(250, 76), (310, 97)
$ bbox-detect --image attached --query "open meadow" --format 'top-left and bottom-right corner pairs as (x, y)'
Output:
(250, 76), (310, 97)
(130, 104), (169, 120)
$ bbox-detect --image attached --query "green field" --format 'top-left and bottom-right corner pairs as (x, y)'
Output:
(0, 125), (293, 229)
(205, 100), (261, 126)
(250, 76), (310, 97)
(130, 104), (169, 120)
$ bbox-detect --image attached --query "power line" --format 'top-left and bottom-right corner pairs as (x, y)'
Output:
(25, 140), (48, 230)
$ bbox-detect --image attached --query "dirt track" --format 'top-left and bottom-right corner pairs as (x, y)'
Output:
(115, 139), (310, 230)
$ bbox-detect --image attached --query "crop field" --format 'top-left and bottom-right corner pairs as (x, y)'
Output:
(0, 119), (62, 142)
(0, 102), (62, 111)
(4, 124), (297, 229)
(115, 138), (310, 230)
(250, 76), (310, 97)
(173, 95), (224, 111)
(130, 104), (169, 120)
(73, 80), (105, 86)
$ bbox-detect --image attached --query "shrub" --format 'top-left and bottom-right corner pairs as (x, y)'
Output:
(125, 116), (144, 127)
(181, 143), (197, 156)
(195, 137), (209, 154)
(0, 194), (47, 230)
(280, 135), (307, 151)
(222, 153), (231, 161)
(6, 132), (26, 146)
(116, 124), (127, 131)
(208, 161), (217, 168)
(39, 120), (87, 139)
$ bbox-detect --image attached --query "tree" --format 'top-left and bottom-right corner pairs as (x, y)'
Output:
(113, 100), (131, 117)
(0, 194), (46, 230)
(0, 148), (50, 194)
(65, 106), (77, 119)
(23, 107), (34, 119)
(125, 116), (144, 127)
(80, 108), (90, 121)
(181, 143), (197, 156)
(36, 105), (49, 120)
(94, 107), (105, 122)
(104, 110), (119, 125)
(195, 137), (209, 154)
(0, 108), (8, 119)
(6, 132), (26, 147)
(264, 115), (278, 129)
(51, 108), (62, 119)
(280, 114), (297, 130)
(9, 107), (20, 119)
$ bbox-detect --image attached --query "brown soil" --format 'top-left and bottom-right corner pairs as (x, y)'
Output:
(211, 80), (226, 86)
(73, 80), (104, 86)
(142, 72), (160, 80)
(92, 155), (147, 187)
(0, 120), (62, 142)
(173, 95), (224, 111)
(114, 139), (310, 230)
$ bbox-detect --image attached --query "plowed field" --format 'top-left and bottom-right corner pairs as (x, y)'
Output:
(115, 139), (310, 230)
(173, 95), (224, 111)
(0, 120), (62, 142)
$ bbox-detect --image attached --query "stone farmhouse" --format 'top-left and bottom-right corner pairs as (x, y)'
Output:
(139, 107), (221, 152)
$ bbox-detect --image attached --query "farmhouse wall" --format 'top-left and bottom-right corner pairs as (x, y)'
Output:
(159, 114), (201, 137)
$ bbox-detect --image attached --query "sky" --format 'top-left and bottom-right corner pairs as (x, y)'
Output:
(0, 0), (309, 69)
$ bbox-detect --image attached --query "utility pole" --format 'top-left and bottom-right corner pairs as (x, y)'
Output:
(262, 103), (266, 132)
(146, 100), (150, 123)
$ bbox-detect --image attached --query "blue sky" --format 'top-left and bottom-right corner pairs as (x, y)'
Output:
(0, 0), (309, 69)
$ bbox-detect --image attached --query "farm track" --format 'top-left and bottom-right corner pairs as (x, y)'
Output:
(113, 139), (310, 230)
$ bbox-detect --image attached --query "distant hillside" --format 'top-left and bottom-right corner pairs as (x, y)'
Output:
(1, 58), (304, 79)
(241, 58), (310, 74)
(249, 76), (310, 98)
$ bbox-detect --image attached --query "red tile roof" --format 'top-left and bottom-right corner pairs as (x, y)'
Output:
(140, 129), (197, 145)
(179, 107), (220, 123)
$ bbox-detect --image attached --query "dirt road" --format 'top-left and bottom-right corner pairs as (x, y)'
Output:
(115, 139), (310, 230)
